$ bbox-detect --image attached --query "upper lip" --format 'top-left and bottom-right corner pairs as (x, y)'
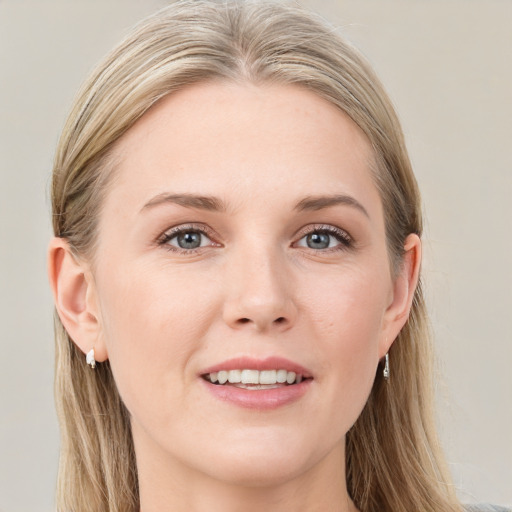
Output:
(199, 356), (313, 379)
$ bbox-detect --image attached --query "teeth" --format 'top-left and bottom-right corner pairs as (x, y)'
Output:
(207, 369), (305, 386)
(228, 369), (241, 383)
(241, 369), (259, 384)
(232, 384), (282, 390)
(276, 369), (287, 383)
(259, 370), (276, 384)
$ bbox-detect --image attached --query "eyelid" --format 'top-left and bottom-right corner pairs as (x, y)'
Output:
(157, 223), (221, 252)
(156, 222), (353, 254)
(293, 224), (353, 249)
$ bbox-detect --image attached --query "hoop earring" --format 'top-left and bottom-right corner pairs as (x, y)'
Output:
(383, 352), (390, 380)
(86, 348), (96, 369)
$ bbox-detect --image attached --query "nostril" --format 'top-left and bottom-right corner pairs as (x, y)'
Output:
(233, 316), (289, 328)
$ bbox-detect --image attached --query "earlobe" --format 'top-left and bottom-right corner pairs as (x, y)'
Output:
(380, 233), (422, 355)
(47, 237), (108, 362)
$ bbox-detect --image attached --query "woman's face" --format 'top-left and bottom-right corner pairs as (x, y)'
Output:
(89, 82), (410, 485)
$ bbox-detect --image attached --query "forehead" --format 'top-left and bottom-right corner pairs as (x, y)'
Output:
(108, 81), (381, 217)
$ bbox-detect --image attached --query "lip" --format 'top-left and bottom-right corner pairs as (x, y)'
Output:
(199, 356), (313, 410)
(199, 356), (313, 378)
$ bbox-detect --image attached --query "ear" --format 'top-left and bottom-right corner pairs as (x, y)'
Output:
(379, 233), (421, 357)
(47, 237), (108, 362)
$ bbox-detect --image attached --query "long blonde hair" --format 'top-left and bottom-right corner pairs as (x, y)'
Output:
(51, 1), (462, 511)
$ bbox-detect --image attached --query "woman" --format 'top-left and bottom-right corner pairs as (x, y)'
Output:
(46, 1), (507, 511)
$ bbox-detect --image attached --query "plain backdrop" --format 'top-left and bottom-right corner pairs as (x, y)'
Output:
(0, 1), (511, 511)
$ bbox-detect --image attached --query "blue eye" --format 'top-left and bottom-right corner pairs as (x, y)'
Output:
(305, 232), (332, 249)
(174, 231), (205, 249)
(160, 227), (214, 251)
(296, 227), (352, 250)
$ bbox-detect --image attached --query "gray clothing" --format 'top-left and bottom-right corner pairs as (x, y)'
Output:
(464, 505), (511, 512)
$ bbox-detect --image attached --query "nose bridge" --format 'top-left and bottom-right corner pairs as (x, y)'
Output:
(222, 238), (296, 332)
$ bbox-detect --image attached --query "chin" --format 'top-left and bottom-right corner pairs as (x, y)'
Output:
(193, 431), (327, 488)
(207, 453), (311, 488)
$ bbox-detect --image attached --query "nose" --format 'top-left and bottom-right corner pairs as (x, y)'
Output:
(222, 247), (298, 333)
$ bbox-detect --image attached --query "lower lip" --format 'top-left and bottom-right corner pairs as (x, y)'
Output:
(200, 378), (312, 410)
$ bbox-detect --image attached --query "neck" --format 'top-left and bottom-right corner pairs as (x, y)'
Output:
(135, 428), (358, 512)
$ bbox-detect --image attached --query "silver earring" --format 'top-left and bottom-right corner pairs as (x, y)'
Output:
(383, 352), (390, 380)
(86, 348), (96, 369)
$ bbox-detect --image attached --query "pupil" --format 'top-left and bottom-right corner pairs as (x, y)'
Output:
(307, 232), (330, 249)
(177, 231), (201, 249)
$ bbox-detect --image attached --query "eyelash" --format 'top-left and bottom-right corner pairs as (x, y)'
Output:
(295, 224), (353, 252)
(157, 223), (353, 254)
(157, 224), (219, 254)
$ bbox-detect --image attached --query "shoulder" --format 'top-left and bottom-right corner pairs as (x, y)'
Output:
(464, 505), (511, 512)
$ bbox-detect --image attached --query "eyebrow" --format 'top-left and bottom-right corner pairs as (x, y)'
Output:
(141, 192), (369, 218)
(294, 194), (369, 218)
(141, 193), (226, 212)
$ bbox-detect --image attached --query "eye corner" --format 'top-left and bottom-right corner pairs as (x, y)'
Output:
(157, 223), (221, 254)
(293, 224), (354, 252)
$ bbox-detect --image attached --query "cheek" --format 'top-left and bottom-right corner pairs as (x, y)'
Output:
(304, 264), (388, 425)
(306, 262), (388, 350)
(95, 261), (218, 415)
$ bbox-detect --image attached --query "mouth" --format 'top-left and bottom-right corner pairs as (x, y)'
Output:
(202, 369), (312, 389)
(198, 357), (314, 408)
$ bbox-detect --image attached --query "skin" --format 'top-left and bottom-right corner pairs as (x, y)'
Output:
(48, 82), (421, 512)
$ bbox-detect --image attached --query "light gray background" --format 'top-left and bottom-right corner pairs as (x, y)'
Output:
(0, 1), (511, 511)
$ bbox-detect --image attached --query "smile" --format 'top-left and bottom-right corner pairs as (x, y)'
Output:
(199, 357), (313, 409)
(203, 369), (307, 388)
